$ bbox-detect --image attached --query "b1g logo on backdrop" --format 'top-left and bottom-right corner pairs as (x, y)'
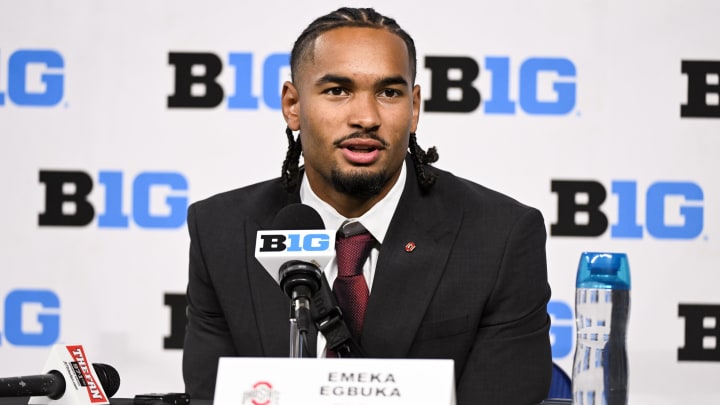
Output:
(0, 49), (64, 107)
(681, 60), (720, 118)
(551, 180), (704, 239)
(167, 52), (289, 110)
(0, 289), (60, 347)
(423, 56), (576, 115)
(167, 51), (577, 115)
(678, 303), (720, 361)
(38, 170), (189, 229)
(548, 300), (573, 359)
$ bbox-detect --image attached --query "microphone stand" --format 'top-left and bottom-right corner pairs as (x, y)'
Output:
(288, 286), (312, 358)
(279, 260), (322, 358)
(279, 260), (365, 358)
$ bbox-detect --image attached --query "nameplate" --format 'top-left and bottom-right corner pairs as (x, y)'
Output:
(214, 357), (455, 405)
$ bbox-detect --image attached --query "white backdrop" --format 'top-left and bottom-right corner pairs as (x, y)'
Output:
(1, 0), (719, 403)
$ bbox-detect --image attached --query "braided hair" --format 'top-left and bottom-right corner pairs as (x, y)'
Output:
(281, 7), (439, 192)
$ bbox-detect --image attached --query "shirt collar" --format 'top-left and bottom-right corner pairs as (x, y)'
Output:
(299, 161), (407, 244)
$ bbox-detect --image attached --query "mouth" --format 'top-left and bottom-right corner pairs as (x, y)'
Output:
(343, 141), (383, 153)
(336, 137), (386, 165)
(335, 133), (387, 151)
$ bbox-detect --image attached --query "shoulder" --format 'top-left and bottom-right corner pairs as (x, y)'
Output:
(188, 177), (291, 229)
(430, 166), (541, 219)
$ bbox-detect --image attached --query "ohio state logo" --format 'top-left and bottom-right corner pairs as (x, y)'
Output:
(242, 381), (279, 405)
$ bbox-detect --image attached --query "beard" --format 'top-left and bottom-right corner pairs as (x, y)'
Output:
(330, 167), (389, 199)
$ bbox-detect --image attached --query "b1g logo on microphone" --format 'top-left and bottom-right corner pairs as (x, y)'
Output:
(258, 232), (333, 252)
(0, 49), (65, 107)
(255, 230), (335, 283)
(681, 60), (720, 118)
(38, 170), (188, 229)
(0, 289), (60, 347)
(551, 180), (704, 239)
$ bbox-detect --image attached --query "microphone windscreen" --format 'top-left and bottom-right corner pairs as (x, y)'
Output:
(271, 203), (325, 230)
(92, 364), (120, 398)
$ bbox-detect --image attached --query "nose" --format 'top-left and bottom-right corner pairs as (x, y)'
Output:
(348, 92), (381, 131)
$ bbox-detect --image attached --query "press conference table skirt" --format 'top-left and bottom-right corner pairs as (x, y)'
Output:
(1, 397), (571, 405)
(0, 399), (214, 405)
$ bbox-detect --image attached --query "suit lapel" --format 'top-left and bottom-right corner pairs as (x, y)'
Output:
(361, 163), (463, 356)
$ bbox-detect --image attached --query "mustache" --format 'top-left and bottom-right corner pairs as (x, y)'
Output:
(333, 132), (389, 148)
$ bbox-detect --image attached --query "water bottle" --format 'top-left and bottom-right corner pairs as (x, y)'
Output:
(572, 252), (631, 405)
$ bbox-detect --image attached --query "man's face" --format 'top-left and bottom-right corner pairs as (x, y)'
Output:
(282, 26), (420, 206)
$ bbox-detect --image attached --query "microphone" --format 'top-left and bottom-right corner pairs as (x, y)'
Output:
(254, 204), (366, 358)
(272, 204), (326, 304)
(5, 344), (122, 405)
(0, 364), (120, 399)
(255, 204), (335, 357)
(255, 204), (335, 285)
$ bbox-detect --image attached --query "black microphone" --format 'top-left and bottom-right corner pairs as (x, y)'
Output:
(271, 204), (326, 306)
(255, 203), (332, 357)
(271, 203), (325, 231)
(0, 363), (120, 399)
(255, 204), (366, 358)
(255, 204), (334, 288)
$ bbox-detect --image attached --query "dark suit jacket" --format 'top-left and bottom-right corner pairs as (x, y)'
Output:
(182, 158), (552, 404)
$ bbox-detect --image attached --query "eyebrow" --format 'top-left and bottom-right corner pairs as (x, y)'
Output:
(315, 74), (409, 88)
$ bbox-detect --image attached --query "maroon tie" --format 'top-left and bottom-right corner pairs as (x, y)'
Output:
(333, 222), (375, 343)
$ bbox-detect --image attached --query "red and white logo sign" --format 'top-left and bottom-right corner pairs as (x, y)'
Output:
(242, 381), (279, 405)
(65, 345), (108, 403)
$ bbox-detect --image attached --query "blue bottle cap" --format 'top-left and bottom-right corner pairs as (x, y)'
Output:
(576, 252), (631, 290)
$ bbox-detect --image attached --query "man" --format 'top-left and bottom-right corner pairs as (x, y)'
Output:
(183, 7), (552, 404)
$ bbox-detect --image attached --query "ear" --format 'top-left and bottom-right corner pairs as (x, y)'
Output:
(281, 81), (301, 131)
(410, 84), (421, 133)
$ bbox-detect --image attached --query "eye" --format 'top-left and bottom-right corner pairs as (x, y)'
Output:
(324, 87), (348, 96)
(379, 88), (402, 98)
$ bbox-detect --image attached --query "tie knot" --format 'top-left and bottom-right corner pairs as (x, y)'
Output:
(336, 222), (375, 277)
